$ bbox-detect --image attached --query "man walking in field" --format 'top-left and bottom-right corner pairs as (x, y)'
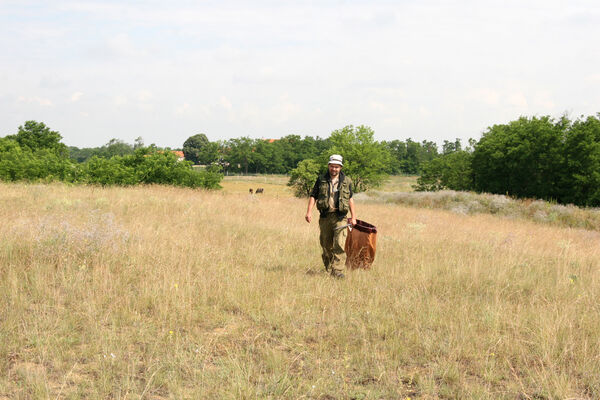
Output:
(305, 155), (357, 278)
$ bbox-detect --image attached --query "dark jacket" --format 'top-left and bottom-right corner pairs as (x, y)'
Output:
(310, 171), (353, 218)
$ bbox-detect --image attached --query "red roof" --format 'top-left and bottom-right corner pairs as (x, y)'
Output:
(172, 151), (184, 158)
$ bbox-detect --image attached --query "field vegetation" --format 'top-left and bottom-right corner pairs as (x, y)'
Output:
(1, 181), (599, 399)
(361, 188), (600, 232)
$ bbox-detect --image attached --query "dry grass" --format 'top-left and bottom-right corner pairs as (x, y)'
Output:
(1, 182), (599, 399)
(221, 174), (292, 197)
(374, 175), (418, 193)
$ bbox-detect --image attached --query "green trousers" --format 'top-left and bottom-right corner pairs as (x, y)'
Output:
(319, 212), (348, 275)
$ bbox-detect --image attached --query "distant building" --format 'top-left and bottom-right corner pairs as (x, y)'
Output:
(265, 139), (278, 143)
(172, 151), (185, 161)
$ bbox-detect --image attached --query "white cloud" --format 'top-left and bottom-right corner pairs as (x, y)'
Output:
(174, 102), (191, 116)
(70, 92), (84, 102)
(113, 95), (128, 107)
(17, 96), (53, 107)
(469, 88), (500, 106)
(506, 92), (529, 109)
(270, 95), (301, 124)
(587, 74), (600, 83)
(532, 91), (555, 110)
(136, 90), (154, 103)
(218, 96), (232, 110)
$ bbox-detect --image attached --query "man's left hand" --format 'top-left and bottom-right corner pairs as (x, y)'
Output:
(351, 217), (357, 226)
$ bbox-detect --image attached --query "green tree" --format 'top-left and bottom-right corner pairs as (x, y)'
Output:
(11, 120), (67, 156)
(325, 125), (391, 192)
(287, 159), (320, 197)
(383, 139), (439, 174)
(78, 146), (223, 188)
(442, 138), (462, 154)
(79, 156), (138, 185)
(69, 146), (97, 163)
(0, 137), (76, 183)
(133, 136), (144, 149)
(471, 116), (566, 199)
(381, 140), (406, 174)
(414, 150), (473, 191)
(225, 137), (255, 174)
(100, 138), (134, 158)
(253, 140), (285, 174)
(561, 114), (600, 206)
(183, 133), (218, 165)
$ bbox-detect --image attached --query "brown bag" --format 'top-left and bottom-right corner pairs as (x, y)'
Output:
(345, 219), (377, 269)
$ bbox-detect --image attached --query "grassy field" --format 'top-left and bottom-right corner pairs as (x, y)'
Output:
(219, 174), (417, 196)
(221, 174), (293, 196)
(1, 181), (599, 399)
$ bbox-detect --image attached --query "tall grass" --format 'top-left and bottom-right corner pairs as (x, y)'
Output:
(1, 182), (599, 399)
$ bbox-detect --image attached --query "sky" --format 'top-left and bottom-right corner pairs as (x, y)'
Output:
(1, 0), (599, 148)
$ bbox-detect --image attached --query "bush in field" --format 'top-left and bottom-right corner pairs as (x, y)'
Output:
(79, 147), (223, 188)
(8, 120), (68, 156)
(287, 159), (320, 197)
(1, 121), (223, 189)
(69, 137), (142, 163)
(78, 156), (138, 186)
(0, 121), (76, 183)
(132, 148), (222, 188)
(0, 137), (77, 183)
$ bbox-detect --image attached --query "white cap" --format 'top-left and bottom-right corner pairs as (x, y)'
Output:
(328, 154), (343, 166)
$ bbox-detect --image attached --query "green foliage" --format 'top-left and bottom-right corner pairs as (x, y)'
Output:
(415, 113), (600, 207)
(223, 137), (255, 174)
(11, 120), (67, 156)
(325, 125), (391, 192)
(101, 138), (135, 158)
(414, 150), (473, 192)
(69, 138), (135, 163)
(1, 121), (222, 189)
(208, 135), (331, 175)
(78, 156), (138, 185)
(252, 140), (286, 174)
(276, 135), (331, 172)
(287, 159), (320, 197)
(183, 133), (218, 165)
(0, 136), (76, 183)
(382, 139), (439, 174)
(561, 115), (600, 206)
(78, 147), (223, 188)
(442, 138), (463, 154)
(472, 116), (567, 200)
(68, 146), (98, 163)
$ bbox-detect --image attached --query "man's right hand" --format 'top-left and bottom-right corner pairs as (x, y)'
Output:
(305, 214), (312, 223)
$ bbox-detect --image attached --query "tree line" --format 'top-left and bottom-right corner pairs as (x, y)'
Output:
(180, 132), (439, 176)
(416, 114), (600, 207)
(4, 114), (600, 208)
(0, 121), (222, 189)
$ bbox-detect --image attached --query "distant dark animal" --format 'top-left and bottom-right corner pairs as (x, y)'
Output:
(255, 188), (264, 194)
(249, 188), (254, 194)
